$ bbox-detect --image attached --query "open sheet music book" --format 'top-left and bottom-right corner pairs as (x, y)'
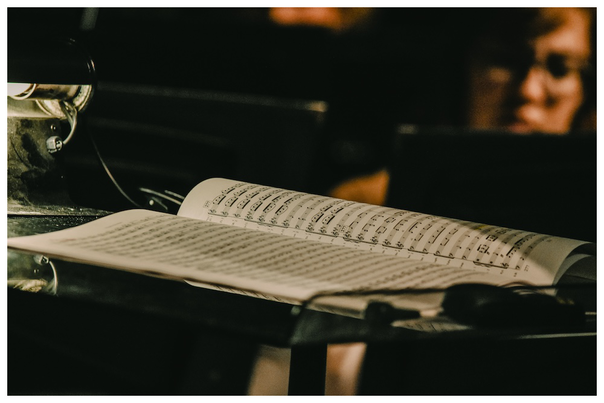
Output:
(7, 178), (595, 317)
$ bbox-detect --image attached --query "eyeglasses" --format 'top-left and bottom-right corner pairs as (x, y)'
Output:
(479, 51), (590, 96)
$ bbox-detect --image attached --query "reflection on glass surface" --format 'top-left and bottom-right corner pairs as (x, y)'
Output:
(8, 251), (57, 294)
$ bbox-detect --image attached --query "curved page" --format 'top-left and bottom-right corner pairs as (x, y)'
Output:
(179, 178), (591, 287)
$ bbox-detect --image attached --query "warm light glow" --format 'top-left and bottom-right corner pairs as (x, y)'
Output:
(7, 83), (35, 98)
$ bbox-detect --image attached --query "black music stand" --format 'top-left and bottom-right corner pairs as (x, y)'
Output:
(386, 128), (596, 242)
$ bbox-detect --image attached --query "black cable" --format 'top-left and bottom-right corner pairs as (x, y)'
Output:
(88, 129), (144, 209)
(303, 282), (595, 306)
(299, 283), (595, 327)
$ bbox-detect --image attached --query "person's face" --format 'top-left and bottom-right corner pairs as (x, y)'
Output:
(467, 9), (591, 134)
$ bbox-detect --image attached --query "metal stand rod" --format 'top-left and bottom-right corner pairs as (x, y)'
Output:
(288, 344), (327, 395)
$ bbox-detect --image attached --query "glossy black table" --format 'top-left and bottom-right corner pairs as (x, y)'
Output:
(7, 212), (597, 395)
(8, 212), (346, 394)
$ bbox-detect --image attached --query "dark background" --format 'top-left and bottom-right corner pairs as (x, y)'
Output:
(7, 8), (476, 204)
(8, 8), (596, 241)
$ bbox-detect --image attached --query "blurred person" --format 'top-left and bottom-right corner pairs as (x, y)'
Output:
(330, 7), (595, 206)
(269, 7), (376, 33)
(465, 7), (594, 134)
(321, 9), (595, 395)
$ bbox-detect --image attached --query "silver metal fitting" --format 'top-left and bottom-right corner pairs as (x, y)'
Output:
(46, 136), (64, 154)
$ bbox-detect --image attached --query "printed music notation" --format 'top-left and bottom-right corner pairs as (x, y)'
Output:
(201, 182), (553, 276)
(10, 177), (590, 313)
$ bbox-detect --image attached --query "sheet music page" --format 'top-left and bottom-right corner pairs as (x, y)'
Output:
(179, 178), (589, 286)
(7, 209), (506, 311)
